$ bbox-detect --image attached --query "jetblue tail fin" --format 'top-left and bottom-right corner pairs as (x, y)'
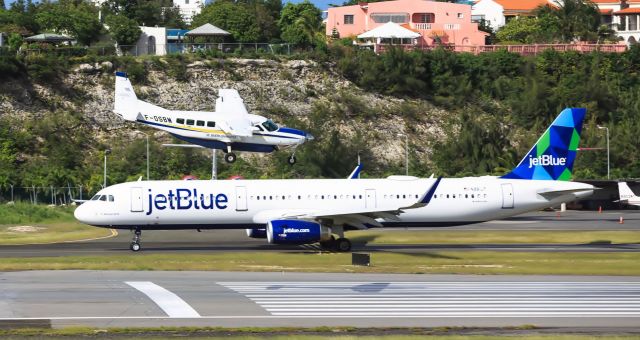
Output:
(501, 108), (586, 181)
(114, 72), (140, 121)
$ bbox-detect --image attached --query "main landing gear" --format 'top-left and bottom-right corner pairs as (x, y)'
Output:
(224, 145), (237, 164)
(130, 228), (142, 252)
(319, 226), (352, 252)
(288, 154), (296, 165)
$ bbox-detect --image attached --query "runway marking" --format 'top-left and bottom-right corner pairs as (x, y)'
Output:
(219, 282), (640, 318)
(125, 281), (200, 318)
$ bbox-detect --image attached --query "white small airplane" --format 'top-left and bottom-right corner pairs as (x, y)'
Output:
(75, 108), (594, 252)
(113, 72), (313, 164)
(617, 182), (640, 206)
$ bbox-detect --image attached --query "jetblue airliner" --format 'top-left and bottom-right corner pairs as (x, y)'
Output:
(75, 108), (594, 252)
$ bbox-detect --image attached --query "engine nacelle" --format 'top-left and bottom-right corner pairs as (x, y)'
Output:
(246, 228), (267, 239)
(266, 220), (331, 245)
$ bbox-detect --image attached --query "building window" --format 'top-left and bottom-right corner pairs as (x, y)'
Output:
(457, 13), (463, 18)
(413, 13), (434, 23)
(344, 14), (354, 24)
(371, 13), (409, 24)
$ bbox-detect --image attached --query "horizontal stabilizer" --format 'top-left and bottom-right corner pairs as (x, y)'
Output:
(537, 187), (597, 199)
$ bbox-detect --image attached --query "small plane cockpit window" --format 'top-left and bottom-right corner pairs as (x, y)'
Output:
(262, 120), (278, 132)
(255, 124), (264, 132)
(177, 118), (185, 124)
(196, 120), (205, 127)
(207, 121), (215, 127)
(108, 195), (114, 202)
(186, 119), (194, 125)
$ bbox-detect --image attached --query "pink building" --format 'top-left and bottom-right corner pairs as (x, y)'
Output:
(325, 0), (487, 47)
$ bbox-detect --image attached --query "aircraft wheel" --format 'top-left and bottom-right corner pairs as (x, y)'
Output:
(288, 155), (296, 165)
(130, 242), (141, 252)
(335, 238), (351, 252)
(225, 152), (237, 163)
(319, 236), (336, 250)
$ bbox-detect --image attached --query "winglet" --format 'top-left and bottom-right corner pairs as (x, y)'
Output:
(421, 176), (442, 204)
(347, 164), (362, 179)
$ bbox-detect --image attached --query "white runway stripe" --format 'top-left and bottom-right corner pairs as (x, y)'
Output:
(126, 281), (200, 318)
(218, 281), (640, 318)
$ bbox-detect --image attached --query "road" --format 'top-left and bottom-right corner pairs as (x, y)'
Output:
(0, 210), (638, 257)
(0, 271), (638, 329)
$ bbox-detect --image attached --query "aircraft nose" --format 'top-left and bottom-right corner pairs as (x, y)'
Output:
(74, 203), (91, 224)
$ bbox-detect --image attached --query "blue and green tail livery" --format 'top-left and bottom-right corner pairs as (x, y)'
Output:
(501, 108), (586, 181)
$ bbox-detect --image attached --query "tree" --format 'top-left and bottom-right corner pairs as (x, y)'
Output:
(191, 1), (260, 42)
(495, 17), (542, 44)
(35, 0), (102, 45)
(101, 0), (185, 28)
(535, 0), (601, 42)
(106, 14), (141, 46)
(278, 1), (323, 48)
(0, 0), (5, 10)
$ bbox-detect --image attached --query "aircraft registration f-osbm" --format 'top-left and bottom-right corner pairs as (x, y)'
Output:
(75, 108), (594, 252)
(114, 72), (313, 164)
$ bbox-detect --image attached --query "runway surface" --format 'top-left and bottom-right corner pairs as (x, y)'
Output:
(0, 271), (638, 328)
(0, 210), (638, 257)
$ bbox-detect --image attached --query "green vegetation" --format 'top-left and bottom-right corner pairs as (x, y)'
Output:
(0, 202), (113, 245)
(0, 251), (638, 275)
(350, 230), (640, 245)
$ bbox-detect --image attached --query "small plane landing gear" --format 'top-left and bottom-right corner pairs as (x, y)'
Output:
(224, 145), (237, 163)
(130, 228), (142, 252)
(224, 152), (237, 163)
(288, 155), (296, 165)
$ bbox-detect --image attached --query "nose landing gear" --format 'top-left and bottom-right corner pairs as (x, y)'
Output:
(130, 228), (142, 252)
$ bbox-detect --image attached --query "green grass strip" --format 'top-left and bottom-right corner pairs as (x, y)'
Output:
(0, 251), (639, 275)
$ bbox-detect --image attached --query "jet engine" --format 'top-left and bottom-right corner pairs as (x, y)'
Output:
(246, 228), (267, 239)
(266, 220), (332, 244)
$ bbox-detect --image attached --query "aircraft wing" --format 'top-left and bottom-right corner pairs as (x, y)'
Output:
(215, 89), (254, 137)
(252, 177), (441, 229)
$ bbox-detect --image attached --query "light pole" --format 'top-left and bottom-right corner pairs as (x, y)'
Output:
(397, 133), (408, 176)
(139, 132), (150, 180)
(597, 125), (610, 180)
(103, 148), (111, 188)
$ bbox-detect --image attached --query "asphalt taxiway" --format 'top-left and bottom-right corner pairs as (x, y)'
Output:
(0, 271), (638, 329)
(0, 210), (638, 257)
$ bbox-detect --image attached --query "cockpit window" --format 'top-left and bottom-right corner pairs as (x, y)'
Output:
(255, 124), (264, 132)
(91, 195), (100, 201)
(262, 120), (278, 132)
(108, 195), (114, 202)
(99, 195), (107, 201)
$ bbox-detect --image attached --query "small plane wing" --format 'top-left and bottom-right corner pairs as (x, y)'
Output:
(215, 89), (254, 137)
(252, 177), (441, 229)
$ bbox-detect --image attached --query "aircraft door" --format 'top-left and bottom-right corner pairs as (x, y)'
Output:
(235, 186), (248, 211)
(365, 189), (376, 209)
(501, 183), (514, 209)
(130, 187), (144, 212)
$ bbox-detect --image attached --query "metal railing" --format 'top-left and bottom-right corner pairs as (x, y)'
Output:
(375, 43), (628, 55)
(0, 184), (87, 205)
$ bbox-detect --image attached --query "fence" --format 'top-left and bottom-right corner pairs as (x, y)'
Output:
(18, 43), (293, 58)
(376, 43), (628, 55)
(0, 184), (89, 206)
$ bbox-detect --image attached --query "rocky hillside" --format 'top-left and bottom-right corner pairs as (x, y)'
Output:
(1, 56), (447, 173)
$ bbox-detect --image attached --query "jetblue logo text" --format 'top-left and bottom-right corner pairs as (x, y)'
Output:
(146, 188), (228, 215)
(528, 155), (566, 168)
(284, 228), (310, 233)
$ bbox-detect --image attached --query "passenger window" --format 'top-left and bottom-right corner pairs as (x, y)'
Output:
(108, 195), (114, 202)
(196, 120), (205, 126)
(207, 121), (215, 127)
(186, 119), (194, 125)
(434, 194), (437, 199)
(177, 118), (184, 124)
(359, 195), (363, 199)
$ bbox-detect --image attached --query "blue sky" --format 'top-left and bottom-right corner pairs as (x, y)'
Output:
(3, 0), (336, 11)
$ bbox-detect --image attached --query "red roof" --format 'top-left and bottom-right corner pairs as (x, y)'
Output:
(614, 7), (640, 14)
(600, 9), (613, 14)
(493, 0), (550, 10)
(591, 0), (620, 3)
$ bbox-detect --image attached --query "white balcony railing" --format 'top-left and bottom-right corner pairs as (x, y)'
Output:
(444, 23), (460, 30)
(414, 23), (432, 30)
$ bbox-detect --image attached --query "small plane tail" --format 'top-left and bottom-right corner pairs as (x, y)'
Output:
(618, 182), (639, 201)
(114, 72), (140, 121)
(501, 108), (586, 181)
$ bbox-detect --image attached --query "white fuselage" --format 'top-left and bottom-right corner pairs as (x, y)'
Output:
(74, 176), (594, 230)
